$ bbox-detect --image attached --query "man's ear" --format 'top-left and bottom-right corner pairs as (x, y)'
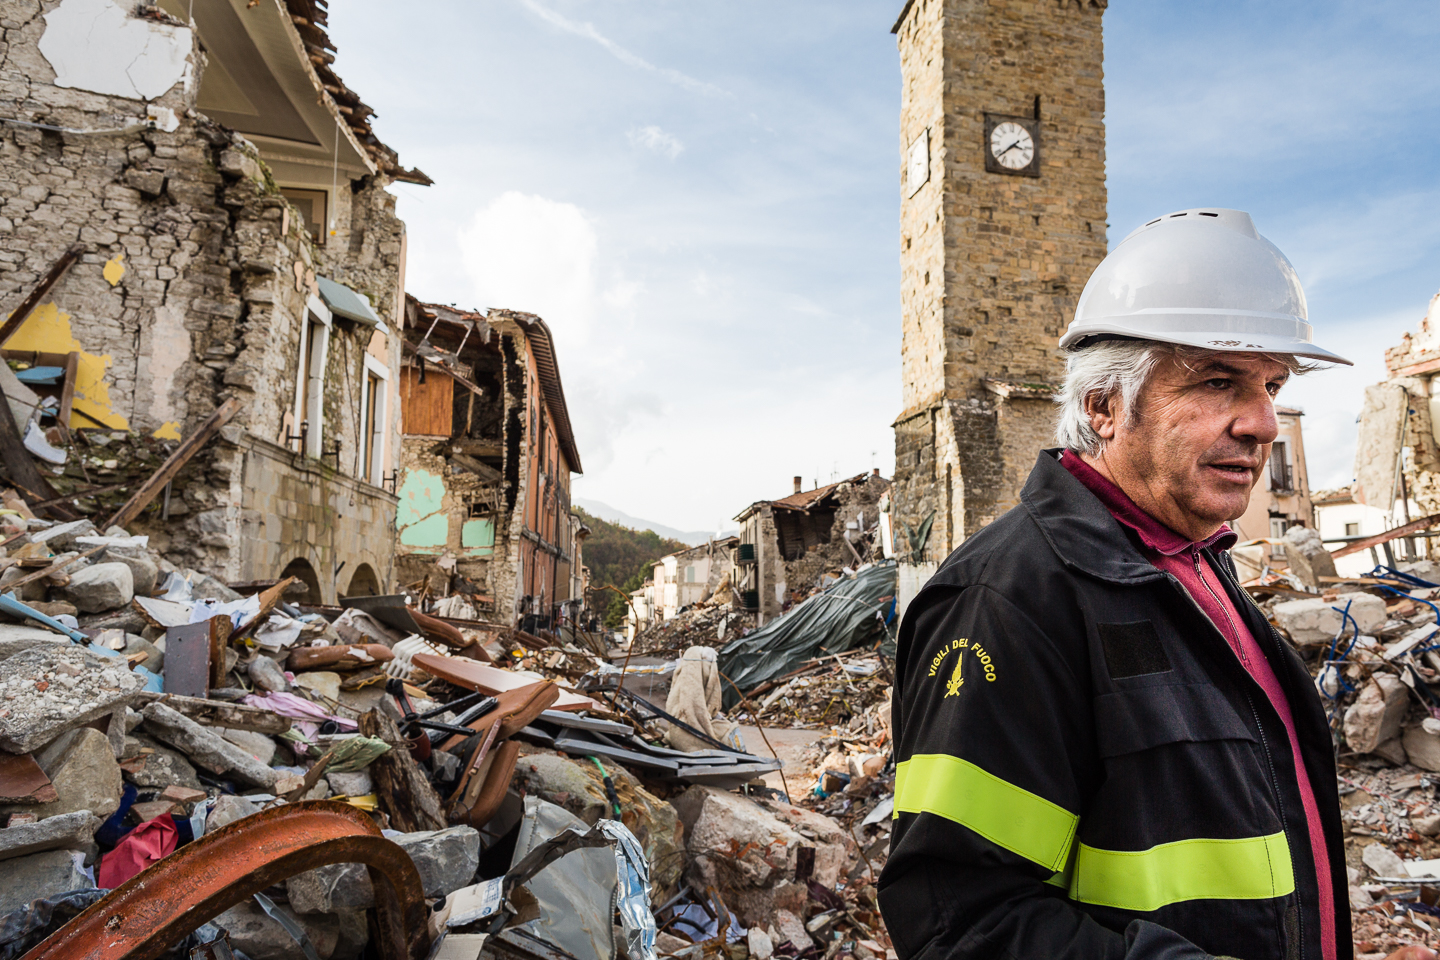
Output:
(1085, 391), (1119, 442)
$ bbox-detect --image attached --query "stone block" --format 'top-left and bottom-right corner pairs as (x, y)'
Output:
(286, 825), (479, 913)
(29, 520), (96, 551)
(220, 728), (276, 767)
(0, 849), (90, 918)
(54, 562), (134, 614)
(325, 771), (371, 797)
(0, 810), (99, 861)
(206, 794), (261, 832)
(1273, 592), (1386, 645)
(1343, 675), (1409, 755)
(9, 727), (122, 820)
(1404, 720), (1440, 773)
(212, 900), (340, 960)
(123, 168), (165, 197)
(1282, 527), (1338, 590)
(122, 735), (202, 791)
(140, 702), (278, 788)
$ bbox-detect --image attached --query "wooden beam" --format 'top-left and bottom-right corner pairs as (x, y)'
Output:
(1331, 513), (1440, 559)
(0, 246), (84, 348)
(105, 398), (243, 530)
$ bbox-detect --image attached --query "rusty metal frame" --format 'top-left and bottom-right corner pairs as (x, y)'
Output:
(20, 801), (431, 960)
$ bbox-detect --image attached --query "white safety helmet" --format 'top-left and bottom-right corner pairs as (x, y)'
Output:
(1059, 208), (1351, 365)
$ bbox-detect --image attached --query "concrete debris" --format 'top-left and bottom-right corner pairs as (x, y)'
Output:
(1344, 675), (1409, 755)
(53, 562), (134, 614)
(0, 644), (143, 753)
(140, 702), (279, 788)
(0, 850), (91, 919)
(286, 825), (480, 913)
(1273, 592), (1387, 645)
(0, 810), (100, 861)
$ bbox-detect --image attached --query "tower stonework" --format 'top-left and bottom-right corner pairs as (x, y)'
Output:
(890, 0), (1108, 567)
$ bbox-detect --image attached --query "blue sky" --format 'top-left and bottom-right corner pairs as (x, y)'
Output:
(333, 1), (1440, 531)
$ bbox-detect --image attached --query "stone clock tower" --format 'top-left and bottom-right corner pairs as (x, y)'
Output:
(890, 0), (1108, 568)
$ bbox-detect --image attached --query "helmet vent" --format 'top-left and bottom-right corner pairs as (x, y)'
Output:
(1199, 212), (1219, 218)
(1169, 212), (1188, 218)
(1145, 218), (1162, 226)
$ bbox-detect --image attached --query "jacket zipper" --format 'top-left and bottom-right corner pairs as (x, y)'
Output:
(1163, 570), (1301, 960)
(1192, 550), (1248, 666)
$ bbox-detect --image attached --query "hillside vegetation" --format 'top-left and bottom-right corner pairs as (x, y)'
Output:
(575, 508), (688, 627)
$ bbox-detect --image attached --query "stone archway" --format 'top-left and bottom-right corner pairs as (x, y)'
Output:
(279, 556), (322, 605)
(344, 562), (381, 598)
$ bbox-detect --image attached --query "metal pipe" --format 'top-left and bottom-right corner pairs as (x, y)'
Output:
(20, 801), (430, 960)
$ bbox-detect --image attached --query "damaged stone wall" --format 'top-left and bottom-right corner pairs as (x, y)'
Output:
(0, 0), (403, 600)
(1358, 292), (1440, 521)
(781, 476), (890, 595)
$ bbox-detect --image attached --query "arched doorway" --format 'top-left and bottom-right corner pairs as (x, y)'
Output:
(279, 557), (322, 605)
(344, 563), (380, 598)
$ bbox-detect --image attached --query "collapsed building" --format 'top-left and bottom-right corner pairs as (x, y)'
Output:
(734, 471), (890, 624)
(1353, 290), (1440, 559)
(394, 299), (587, 631)
(0, 0), (431, 602)
(646, 537), (737, 623)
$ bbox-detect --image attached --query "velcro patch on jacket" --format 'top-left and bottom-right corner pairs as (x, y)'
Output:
(1097, 620), (1172, 679)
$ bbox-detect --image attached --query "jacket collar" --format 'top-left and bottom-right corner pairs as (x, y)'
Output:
(1021, 449), (1169, 585)
(1058, 451), (1238, 558)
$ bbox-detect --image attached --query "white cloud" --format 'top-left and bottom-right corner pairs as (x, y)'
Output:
(628, 125), (684, 159)
(458, 191), (599, 338)
(517, 0), (728, 98)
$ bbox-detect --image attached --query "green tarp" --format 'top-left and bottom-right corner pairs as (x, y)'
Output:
(717, 561), (897, 710)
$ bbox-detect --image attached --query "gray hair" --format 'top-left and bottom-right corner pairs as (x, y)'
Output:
(1054, 341), (1313, 455)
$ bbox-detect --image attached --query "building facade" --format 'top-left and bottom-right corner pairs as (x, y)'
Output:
(650, 538), (737, 622)
(889, 0), (1108, 575)
(1232, 405), (1315, 548)
(394, 300), (585, 629)
(0, 0), (427, 602)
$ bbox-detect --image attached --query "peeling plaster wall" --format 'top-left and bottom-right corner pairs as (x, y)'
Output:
(0, 0), (404, 593)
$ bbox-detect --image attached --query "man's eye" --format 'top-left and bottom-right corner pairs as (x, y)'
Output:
(1207, 378), (1231, 390)
(1266, 383), (1282, 396)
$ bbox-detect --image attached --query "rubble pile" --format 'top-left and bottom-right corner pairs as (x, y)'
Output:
(1247, 544), (1440, 956)
(0, 503), (895, 959)
(630, 602), (756, 657)
(734, 652), (892, 732)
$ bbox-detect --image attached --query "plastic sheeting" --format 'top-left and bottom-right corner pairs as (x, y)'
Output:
(718, 561), (897, 709)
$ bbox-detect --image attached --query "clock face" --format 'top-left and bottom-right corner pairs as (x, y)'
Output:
(989, 121), (1035, 170)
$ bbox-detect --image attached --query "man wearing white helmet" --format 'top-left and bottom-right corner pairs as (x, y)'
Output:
(880, 210), (1431, 960)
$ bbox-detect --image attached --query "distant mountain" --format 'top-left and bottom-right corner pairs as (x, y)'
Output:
(573, 498), (731, 546)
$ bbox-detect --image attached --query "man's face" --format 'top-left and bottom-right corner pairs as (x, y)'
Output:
(1089, 350), (1290, 541)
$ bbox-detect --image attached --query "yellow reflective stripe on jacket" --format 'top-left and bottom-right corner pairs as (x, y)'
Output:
(893, 754), (1078, 872)
(1069, 832), (1295, 912)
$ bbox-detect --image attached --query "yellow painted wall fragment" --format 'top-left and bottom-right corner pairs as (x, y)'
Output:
(5, 302), (129, 429)
(102, 254), (125, 286)
(152, 421), (181, 440)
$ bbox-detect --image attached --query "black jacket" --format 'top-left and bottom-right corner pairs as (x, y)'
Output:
(878, 450), (1349, 960)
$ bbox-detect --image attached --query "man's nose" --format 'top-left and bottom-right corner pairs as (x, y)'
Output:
(1232, 390), (1280, 445)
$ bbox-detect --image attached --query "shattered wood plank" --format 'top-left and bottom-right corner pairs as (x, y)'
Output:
(0, 245), (83, 348)
(134, 692), (291, 735)
(1331, 513), (1440, 559)
(209, 614), (231, 690)
(229, 576), (297, 641)
(0, 379), (79, 521)
(358, 708), (446, 833)
(56, 351), (78, 432)
(106, 398), (243, 530)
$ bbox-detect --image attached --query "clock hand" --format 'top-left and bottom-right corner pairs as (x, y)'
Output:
(997, 139), (1026, 156)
